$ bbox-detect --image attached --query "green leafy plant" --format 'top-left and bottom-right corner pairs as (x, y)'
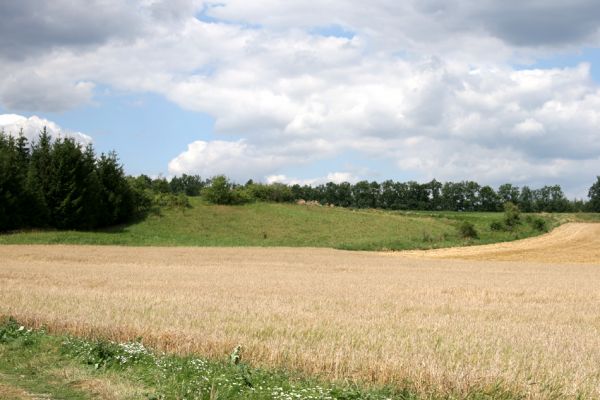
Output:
(503, 202), (521, 229)
(489, 220), (504, 231)
(529, 217), (548, 232)
(458, 221), (478, 239)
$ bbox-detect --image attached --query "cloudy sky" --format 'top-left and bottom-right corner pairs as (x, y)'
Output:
(1, 1), (600, 197)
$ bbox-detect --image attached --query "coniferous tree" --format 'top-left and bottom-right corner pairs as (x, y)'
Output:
(47, 138), (88, 228)
(25, 128), (53, 226)
(0, 132), (23, 230)
(589, 177), (600, 212)
(97, 151), (134, 226)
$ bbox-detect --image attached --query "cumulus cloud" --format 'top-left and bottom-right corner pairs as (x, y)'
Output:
(2, 1), (600, 195)
(168, 139), (294, 181)
(475, 0), (600, 47)
(206, 0), (600, 54)
(0, 1), (145, 60)
(266, 172), (359, 186)
(0, 114), (92, 145)
(0, 73), (94, 112)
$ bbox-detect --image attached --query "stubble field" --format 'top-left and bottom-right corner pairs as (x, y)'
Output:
(1, 223), (600, 398)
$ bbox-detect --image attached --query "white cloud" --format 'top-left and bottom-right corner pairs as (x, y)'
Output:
(0, 114), (92, 145)
(512, 118), (545, 137)
(265, 174), (288, 184)
(168, 139), (295, 181)
(265, 172), (359, 186)
(2, 1), (600, 196)
(0, 73), (94, 112)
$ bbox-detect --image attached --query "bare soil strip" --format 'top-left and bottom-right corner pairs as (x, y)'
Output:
(401, 222), (600, 263)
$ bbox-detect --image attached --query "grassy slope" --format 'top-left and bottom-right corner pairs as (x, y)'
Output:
(1, 197), (596, 250)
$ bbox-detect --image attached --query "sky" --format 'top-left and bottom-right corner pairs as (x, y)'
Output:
(1, 1), (600, 198)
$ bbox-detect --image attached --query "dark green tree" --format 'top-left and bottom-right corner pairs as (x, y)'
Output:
(587, 177), (600, 212)
(518, 186), (534, 212)
(170, 174), (204, 196)
(352, 181), (375, 208)
(97, 151), (134, 226)
(152, 177), (171, 193)
(498, 183), (520, 205)
(46, 138), (96, 229)
(479, 185), (500, 211)
(0, 132), (27, 230)
(427, 179), (443, 211)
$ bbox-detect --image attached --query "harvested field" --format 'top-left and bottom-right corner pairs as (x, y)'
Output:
(1, 223), (600, 398)
(402, 222), (600, 263)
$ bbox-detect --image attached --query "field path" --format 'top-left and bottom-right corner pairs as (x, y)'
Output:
(401, 222), (600, 263)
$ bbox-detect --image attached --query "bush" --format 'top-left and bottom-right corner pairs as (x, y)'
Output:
(529, 217), (548, 232)
(202, 175), (232, 204)
(489, 220), (504, 231)
(458, 221), (478, 239)
(153, 192), (191, 209)
(201, 175), (248, 205)
(247, 183), (294, 202)
(503, 201), (521, 229)
(228, 186), (252, 205)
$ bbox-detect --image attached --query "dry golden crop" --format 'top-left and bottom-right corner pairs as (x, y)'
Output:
(1, 223), (600, 398)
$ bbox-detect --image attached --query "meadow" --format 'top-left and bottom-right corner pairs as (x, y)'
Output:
(1, 226), (600, 399)
(0, 198), (582, 250)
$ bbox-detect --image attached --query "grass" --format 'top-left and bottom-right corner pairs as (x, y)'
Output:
(1, 198), (594, 250)
(2, 244), (599, 399)
(0, 317), (427, 400)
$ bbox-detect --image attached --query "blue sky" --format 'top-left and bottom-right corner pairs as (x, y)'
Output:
(44, 90), (216, 177)
(2, 1), (600, 197)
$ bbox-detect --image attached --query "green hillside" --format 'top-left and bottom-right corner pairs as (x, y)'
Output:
(0, 198), (579, 250)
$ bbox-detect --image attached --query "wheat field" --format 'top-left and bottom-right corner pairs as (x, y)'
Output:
(1, 223), (600, 398)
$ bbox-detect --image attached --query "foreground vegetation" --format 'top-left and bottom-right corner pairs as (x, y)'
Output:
(2, 198), (593, 250)
(0, 317), (423, 400)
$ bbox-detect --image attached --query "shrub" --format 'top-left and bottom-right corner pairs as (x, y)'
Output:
(529, 217), (548, 232)
(153, 193), (191, 209)
(202, 175), (251, 205)
(490, 220), (504, 231)
(503, 202), (521, 229)
(231, 187), (252, 204)
(247, 183), (294, 202)
(202, 175), (233, 204)
(458, 221), (478, 239)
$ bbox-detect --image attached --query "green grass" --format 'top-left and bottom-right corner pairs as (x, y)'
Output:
(0, 198), (597, 250)
(0, 317), (521, 400)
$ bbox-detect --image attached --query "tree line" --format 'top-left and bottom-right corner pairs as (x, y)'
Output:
(2, 128), (599, 232)
(197, 175), (600, 213)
